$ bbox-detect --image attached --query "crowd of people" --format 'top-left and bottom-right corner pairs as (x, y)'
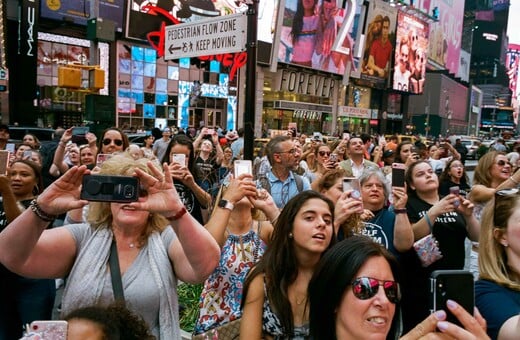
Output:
(0, 123), (518, 339)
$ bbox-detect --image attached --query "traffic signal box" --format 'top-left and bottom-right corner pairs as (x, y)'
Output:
(58, 67), (81, 88)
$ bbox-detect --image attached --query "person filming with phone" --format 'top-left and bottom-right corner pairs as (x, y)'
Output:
(0, 154), (220, 339)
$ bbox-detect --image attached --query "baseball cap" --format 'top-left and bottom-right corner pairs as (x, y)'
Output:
(163, 127), (171, 133)
(383, 149), (394, 158)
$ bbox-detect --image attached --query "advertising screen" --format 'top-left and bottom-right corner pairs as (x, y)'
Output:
(354, 0), (398, 88)
(392, 11), (429, 94)
(40, 0), (124, 32)
(277, 0), (355, 75)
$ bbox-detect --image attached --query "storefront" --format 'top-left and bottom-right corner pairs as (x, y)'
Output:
(261, 67), (338, 135)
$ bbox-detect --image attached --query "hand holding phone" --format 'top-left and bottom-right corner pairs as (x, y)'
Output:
(392, 163), (406, 187)
(430, 270), (474, 327)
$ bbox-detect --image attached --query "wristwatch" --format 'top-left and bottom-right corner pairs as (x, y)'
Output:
(218, 199), (234, 211)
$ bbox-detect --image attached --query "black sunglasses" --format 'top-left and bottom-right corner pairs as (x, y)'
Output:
(494, 188), (520, 225)
(496, 160), (513, 167)
(102, 138), (124, 147)
(318, 151), (331, 157)
(351, 277), (400, 304)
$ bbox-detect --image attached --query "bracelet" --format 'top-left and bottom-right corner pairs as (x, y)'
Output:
(424, 212), (433, 230)
(29, 199), (57, 222)
(510, 176), (519, 185)
(394, 208), (407, 214)
(166, 207), (187, 221)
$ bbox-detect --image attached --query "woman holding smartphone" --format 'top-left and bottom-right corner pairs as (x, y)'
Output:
(0, 160), (55, 339)
(309, 236), (489, 340)
(400, 160), (480, 332)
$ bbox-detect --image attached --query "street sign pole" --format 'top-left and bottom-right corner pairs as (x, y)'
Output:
(243, 0), (258, 161)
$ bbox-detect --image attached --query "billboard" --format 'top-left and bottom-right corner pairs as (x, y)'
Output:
(506, 44), (520, 99)
(277, 0), (356, 75)
(40, 0), (125, 32)
(392, 11), (429, 94)
(428, 0), (464, 74)
(353, 0), (398, 88)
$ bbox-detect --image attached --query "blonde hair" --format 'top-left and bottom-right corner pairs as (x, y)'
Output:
(87, 154), (168, 247)
(479, 195), (520, 291)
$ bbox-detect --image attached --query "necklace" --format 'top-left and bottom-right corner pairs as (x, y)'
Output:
(295, 294), (307, 305)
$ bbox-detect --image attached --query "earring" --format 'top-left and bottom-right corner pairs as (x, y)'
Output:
(503, 242), (509, 248)
(288, 232), (293, 239)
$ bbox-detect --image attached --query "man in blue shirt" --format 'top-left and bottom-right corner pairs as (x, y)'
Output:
(257, 135), (310, 209)
(230, 128), (244, 159)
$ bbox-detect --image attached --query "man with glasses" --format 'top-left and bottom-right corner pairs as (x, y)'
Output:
(257, 135), (310, 209)
(153, 127), (172, 162)
(339, 136), (379, 178)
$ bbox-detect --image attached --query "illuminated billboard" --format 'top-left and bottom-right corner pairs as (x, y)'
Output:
(353, 0), (398, 88)
(392, 11), (429, 94)
(277, 0), (356, 75)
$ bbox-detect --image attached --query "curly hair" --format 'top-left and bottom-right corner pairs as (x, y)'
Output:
(64, 302), (155, 340)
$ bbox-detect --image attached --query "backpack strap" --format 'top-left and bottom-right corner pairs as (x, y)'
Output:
(293, 173), (303, 192)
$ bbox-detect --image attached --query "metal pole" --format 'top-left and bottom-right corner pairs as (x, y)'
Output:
(90, 0), (99, 66)
(243, 0), (258, 161)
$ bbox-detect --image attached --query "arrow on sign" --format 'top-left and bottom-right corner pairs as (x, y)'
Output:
(168, 45), (181, 54)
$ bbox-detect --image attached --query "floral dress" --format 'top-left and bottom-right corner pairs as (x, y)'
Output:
(194, 222), (267, 334)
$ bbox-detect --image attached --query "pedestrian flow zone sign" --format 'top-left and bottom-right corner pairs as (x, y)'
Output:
(164, 13), (247, 60)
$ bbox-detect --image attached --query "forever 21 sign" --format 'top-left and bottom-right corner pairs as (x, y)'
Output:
(275, 69), (336, 98)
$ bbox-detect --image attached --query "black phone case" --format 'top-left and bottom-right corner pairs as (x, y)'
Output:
(430, 270), (474, 326)
(392, 168), (405, 187)
(80, 175), (139, 203)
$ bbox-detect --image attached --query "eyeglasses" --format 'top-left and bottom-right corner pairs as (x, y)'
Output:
(351, 277), (400, 304)
(318, 151), (331, 157)
(494, 188), (520, 225)
(496, 160), (513, 167)
(277, 149), (296, 155)
(450, 164), (463, 169)
(102, 138), (123, 147)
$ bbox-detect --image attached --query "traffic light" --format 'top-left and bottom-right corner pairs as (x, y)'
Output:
(58, 67), (81, 88)
(89, 68), (105, 89)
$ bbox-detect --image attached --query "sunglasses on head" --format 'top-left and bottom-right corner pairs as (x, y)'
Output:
(351, 277), (400, 304)
(318, 151), (331, 157)
(102, 138), (124, 147)
(494, 188), (520, 225)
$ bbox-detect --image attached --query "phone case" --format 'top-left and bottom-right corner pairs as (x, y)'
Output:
(343, 177), (361, 199)
(28, 320), (68, 339)
(430, 270), (474, 326)
(234, 160), (252, 177)
(80, 175), (140, 202)
(0, 150), (9, 175)
(172, 154), (186, 166)
(391, 163), (406, 187)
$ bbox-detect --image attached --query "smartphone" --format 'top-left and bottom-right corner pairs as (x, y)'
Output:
(342, 132), (350, 140)
(343, 177), (361, 199)
(234, 160), (252, 178)
(96, 153), (112, 168)
(5, 143), (15, 153)
(206, 128), (215, 135)
(392, 163), (406, 187)
(329, 153), (338, 162)
(430, 270), (474, 327)
(80, 175), (140, 202)
(28, 320), (68, 339)
(172, 153), (187, 166)
(449, 186), (460, 207)
(72, 126), (89, 136)
(0, 150), (9, 175)
(23, 150), (33, 159)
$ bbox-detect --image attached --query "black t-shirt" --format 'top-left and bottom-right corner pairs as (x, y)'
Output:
(400, 193), (469, 332)
(194, 155), (220, 193)
(438, 178), (470, 198)
(174, 181), (204, 224)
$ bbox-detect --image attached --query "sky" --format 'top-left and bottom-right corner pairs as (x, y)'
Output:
(508, 2), (520, 44)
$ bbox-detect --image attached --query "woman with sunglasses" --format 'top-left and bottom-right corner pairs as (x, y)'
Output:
(400, 160), (479, 332)
(0, 154), (220, 339)
(309, 236), (489, 340)
(98, 127), (129, 155)
(468, 151), (520, 279)
(476, 189), (520, 339)
(438, 159), (470, 197)
(240, 191), (336, 339)
(309, 144), (336, 186)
